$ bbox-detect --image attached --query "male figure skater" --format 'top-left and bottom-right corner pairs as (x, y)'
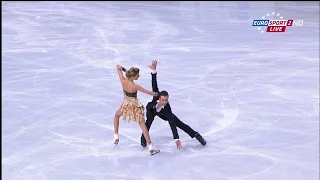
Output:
(141, 60), (206, 149)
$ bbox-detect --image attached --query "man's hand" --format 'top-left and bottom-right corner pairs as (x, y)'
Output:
(176, 140), (182, 150)
(116, 64), (121, 70)
(148, 60), (157, 70)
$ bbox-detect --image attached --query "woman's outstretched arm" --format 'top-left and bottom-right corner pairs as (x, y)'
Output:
(136, 84), (158, 96)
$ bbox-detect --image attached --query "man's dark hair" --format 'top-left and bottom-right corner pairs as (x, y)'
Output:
(159, 91), (169, 97)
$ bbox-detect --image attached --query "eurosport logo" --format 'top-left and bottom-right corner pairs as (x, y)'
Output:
(252, 12), (303, 33)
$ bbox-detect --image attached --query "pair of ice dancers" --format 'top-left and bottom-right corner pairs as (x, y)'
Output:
(113, 60), (206, 155)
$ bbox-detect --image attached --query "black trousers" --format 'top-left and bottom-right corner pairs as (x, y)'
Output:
(141, 110), (198, 142)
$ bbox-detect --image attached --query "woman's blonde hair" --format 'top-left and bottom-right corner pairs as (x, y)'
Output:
(126, 67), (139, 78)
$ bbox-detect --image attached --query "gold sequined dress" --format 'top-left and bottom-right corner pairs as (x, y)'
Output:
(120, 90), (145, 123)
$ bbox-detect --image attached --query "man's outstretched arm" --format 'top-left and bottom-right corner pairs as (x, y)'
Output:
(151, 70), (159, 93)
(149, 60), (159, 101)
(164, 104), (182, 149)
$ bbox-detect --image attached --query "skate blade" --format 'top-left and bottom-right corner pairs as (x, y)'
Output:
(114, 139), (119, 145)
(150, 149), (160, 156)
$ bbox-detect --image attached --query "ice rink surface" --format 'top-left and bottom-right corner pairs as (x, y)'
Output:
(2, 1), (319, 180)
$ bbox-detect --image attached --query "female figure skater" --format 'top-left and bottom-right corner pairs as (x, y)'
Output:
(114, 64), (160, 155)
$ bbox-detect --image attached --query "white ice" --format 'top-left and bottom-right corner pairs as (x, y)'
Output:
(2, 1), (319, 180)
